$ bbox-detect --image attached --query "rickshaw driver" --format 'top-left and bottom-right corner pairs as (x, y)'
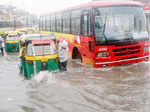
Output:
(18, 39), (26, 74)
(18, 40), (25, 58)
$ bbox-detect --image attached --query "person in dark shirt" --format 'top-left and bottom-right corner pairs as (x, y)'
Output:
(0, 36), (4, 56)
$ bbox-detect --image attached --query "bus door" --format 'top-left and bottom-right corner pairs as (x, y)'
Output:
(145, 6), (150, 38)
(147, 13), (150, 38)
(80, 9), (94, 63)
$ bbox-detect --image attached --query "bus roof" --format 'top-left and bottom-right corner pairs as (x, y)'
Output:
(21, 34), (50, 41)
(42, 1), (143, 16)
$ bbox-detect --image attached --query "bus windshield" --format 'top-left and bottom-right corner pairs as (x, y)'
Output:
(94, 6), (148, 45)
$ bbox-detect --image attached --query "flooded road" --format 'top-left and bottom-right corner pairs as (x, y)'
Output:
(0, 54), (150, 112)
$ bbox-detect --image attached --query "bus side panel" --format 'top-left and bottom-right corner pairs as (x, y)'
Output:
(54, 32), (95, 65)
(80, 35), (95, 66)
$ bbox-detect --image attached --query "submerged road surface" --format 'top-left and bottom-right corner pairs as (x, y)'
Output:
(0, 53), (150, 112)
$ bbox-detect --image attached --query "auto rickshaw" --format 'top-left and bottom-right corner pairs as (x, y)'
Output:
(5, 31), (20, 52)
(19, 34), (58, 79)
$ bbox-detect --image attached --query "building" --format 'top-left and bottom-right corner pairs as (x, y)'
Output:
(0, 4), (38, 28)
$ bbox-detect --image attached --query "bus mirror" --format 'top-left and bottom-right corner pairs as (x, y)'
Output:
(89, 40), (94, 52)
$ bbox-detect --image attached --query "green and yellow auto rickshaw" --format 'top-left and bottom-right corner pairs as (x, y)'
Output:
(5, 31), (20, 52)
(19, 34), (58, 79)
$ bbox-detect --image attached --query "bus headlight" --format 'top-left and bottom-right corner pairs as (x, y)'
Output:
(144, 46), (149, 52)
(97, 52), (109, 57)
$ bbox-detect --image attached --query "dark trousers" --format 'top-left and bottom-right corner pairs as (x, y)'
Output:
(0, 48), (4, 56)
(58, 61), (67, 71)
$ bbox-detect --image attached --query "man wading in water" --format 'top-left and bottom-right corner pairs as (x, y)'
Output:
(58, 40), (69, 71)
(0, 36), (4, 56)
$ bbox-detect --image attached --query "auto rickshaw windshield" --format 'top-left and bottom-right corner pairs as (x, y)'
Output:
(26, 40), (56, 56)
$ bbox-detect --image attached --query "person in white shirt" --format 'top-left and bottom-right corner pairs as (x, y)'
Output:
(58, 40), (69, 71)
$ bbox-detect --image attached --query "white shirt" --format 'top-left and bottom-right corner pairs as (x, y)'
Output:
(58, 43), (68, 62)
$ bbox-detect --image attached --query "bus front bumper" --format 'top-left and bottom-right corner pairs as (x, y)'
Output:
(94, 56), (149, 67)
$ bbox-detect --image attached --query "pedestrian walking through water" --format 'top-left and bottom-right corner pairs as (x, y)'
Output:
(58, 40), (69, 71)
(0, 36), (4, 56)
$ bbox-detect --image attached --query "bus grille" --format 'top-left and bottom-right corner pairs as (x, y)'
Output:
(113, 46), (141, 56)
(116, 56), (138, 61)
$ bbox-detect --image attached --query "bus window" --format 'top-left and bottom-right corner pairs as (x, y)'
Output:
(71, 10), (81, 35)
(49, 15), (51, 32)
(46, 15), (50, 32)
(51, 15), (56, 32)
(81, 10), (90, 36)
(40, 16), (44, 31)
(63, 12), (70, 34)
(45, 16), (50, 31)
(43, 16), (46, 31)
(94, 9), (106, 43)
(56, 14), (62, 33)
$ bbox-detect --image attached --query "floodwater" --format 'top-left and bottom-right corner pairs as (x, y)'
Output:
(0, 53), (150, 112)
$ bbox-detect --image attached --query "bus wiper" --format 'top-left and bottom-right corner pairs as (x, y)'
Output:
(125, 32), (134, 40)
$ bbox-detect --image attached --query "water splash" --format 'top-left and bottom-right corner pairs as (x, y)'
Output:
(96, 67), (114, 71)
(33, 71), (56, 84)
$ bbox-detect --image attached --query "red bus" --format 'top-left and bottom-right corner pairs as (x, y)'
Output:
(40, 1), (149, 67)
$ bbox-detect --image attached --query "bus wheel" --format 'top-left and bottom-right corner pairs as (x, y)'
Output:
(72, 47), (82, 63)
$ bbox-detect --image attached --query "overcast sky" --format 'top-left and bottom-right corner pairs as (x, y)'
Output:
(0, 0), (90, 15)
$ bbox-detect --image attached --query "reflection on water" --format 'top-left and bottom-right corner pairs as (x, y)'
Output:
(0, 54), (150, 112)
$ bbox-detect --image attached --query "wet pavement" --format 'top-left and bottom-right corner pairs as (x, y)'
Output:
(0, 53), (150, 112)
